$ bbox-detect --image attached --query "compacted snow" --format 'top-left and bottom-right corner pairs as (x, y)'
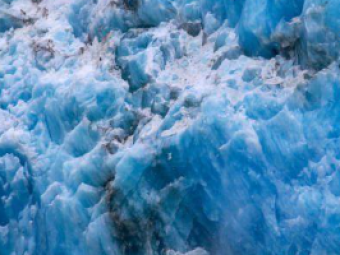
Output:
(0, 0), (340, 254)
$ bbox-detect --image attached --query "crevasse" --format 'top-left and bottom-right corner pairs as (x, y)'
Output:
(0, 0), (340, 254)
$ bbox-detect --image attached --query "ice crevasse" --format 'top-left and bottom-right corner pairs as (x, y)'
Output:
(0, 0), (340, 254)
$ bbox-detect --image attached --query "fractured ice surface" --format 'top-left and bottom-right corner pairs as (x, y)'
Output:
(0, 0), (340, 254)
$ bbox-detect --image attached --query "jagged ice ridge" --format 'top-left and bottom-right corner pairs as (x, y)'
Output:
(0, 0), (340, 254)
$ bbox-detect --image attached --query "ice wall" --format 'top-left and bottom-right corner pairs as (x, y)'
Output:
(0, 0), (340, 254)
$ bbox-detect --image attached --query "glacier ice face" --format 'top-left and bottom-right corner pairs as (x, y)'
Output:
(0, 0), (340, 254)
(300, 0), (340, 69)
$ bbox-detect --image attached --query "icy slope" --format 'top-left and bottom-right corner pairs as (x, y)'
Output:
(0, 0), (340, 254)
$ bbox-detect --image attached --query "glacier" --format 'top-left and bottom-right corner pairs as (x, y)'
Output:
(0, 0), (340, 254)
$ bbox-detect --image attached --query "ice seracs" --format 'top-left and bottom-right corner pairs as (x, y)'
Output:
(0, 0), (340, 254)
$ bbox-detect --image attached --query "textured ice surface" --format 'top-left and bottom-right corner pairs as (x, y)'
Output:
(0, 0), (340, 254)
